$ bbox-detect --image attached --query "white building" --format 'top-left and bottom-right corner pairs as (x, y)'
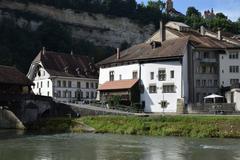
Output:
(27, 48), (98, 103)
(98, 21), (240, 113)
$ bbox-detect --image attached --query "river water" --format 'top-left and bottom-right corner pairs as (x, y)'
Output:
(0, 130), (240, 160)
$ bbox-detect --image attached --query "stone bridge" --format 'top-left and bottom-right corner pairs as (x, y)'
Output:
(0, 94), (135, 129)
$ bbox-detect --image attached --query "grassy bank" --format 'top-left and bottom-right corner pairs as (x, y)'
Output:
(31, 115), (240, 138)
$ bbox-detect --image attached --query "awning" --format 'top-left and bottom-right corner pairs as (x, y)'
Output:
(204, 94), (223, 99)
(98, 79), (139, 91)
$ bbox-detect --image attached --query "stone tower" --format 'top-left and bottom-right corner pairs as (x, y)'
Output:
(166, 0), (173, 12)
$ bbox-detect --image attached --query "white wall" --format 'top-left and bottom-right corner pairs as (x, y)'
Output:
(31, 64), (98, 102)
(32, 66), (53, 97)
(52, 77), (98, 102)
(140, 61), (182, 113)
(99, 64), (140, 85)
(219, 50), (240, 87)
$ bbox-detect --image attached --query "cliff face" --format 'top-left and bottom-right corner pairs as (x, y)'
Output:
(0, 0), (156, 48)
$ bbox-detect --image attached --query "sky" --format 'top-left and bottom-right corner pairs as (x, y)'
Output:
(136, 0), (240, 21)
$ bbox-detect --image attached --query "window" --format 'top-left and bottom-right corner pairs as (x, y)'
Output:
(37, 82), (39, 88)
(214, 80), (218, 87)
(149, 85), (157, 93)
(43, 71), (45, 76)
(202, 80), (206, 87)
(68, 91), (72, 98)
(230, 66), (239, 73)
(203, 52), (209, 59)
(230, 79), (239, 85)
(109, 71), (114, 81)
(47, 92), (50, 96)
(57, 91), (61, 97)
(86, 82), (89, 89)
(63, 81), (66, 87)
(86, 92), (89, 98)
(158, 69), (166, 81)
(132, 71), (138, 79)
(91, 82), (94, 89)
(229, 53), (239, 59)
(77, 82), (81, 88)
(196, 80), (201, 87)
(208, 80), (213, 87)
(68, 81), (72, 88)
(150, 72), (154, 80)
(57, 81), (61, 87)
(119, 74), (122, 80)
(63, 91), (67, 98)
(47, 81), (50, 88)
(160, 101), (168, 108)
(163, 85), (175, 93)
(95, 83), (98, 89)
(91, 92), (94, 99)
(40, 82), (43, 88)
(170, 70), (174, 78)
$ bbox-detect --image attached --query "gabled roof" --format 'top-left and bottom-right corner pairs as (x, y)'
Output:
(167, 27), (240, 49)
(0, 65), (33, 86)
(98, 79), (139, 91)
(98, 37), (189, 66)
(33, 50), (98, 79)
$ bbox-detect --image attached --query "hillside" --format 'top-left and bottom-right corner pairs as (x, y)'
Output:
(0, 0), (156, 72)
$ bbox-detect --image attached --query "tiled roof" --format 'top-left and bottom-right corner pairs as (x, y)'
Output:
(98, 37), (189, 66)
(0, 65), (33, 86)
(98, 79), (139, 91)
(33, 50), (98, 79)
(167, 27), (240, 49)
(98, 27), (240, 66)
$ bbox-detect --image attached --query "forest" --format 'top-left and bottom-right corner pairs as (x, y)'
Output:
(0, 0), (240, 73)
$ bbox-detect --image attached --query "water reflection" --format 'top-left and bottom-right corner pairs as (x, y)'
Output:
(0, 131), (240, 160)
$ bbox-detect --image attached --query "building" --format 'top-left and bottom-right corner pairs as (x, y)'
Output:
(165, 0), (184, 17)
(0, 65), (33, 95)
(204, 8), (215, 19)
(27, 48), (98, 103)
(98, 21), (240, 113)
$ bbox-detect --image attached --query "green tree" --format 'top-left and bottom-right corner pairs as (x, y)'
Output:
(37, 20), (72, 52)
(147, 0), (165, 11)
(216, 13), (228, 20)
(186, 7), (201, 17)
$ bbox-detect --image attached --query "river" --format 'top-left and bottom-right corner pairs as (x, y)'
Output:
(0, 130), (240, 160)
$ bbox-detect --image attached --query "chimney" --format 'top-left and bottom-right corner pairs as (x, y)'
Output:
(200, 26), (206, 36)
(117, 48), (120, 60)
(159, 20), (166, 42)
(217, 28), (222, 40)
(42, 47), (46, 55)
(70, 50), (74, 55)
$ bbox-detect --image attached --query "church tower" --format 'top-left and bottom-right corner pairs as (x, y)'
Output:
(166, 0), (173, 12)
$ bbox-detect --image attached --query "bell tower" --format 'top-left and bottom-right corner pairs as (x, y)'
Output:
(166, 0), (173, 12)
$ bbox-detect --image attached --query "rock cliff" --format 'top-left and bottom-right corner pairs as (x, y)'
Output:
(0, 0), (156, 48)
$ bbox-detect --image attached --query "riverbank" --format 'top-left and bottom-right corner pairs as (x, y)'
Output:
(30, 115), (240, 138)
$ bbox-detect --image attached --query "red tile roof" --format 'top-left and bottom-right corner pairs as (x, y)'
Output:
(0, 65), (33, 86)
(33, 50), (98, 79)
(98, 79), (139, 91)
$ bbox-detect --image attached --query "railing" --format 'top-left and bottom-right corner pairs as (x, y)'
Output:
(90, 101), (144, 113)
(188, 103), (236, 114)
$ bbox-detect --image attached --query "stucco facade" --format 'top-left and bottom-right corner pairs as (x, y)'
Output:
(219, 50), (240, 87)
(99, 60), (185, 113)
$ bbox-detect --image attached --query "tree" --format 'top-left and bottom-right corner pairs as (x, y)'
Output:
(147, 0), (165, 11)
(216, 13), (228, 20)
(37, 20), (72, 52)
(186, 7), (201, 17)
